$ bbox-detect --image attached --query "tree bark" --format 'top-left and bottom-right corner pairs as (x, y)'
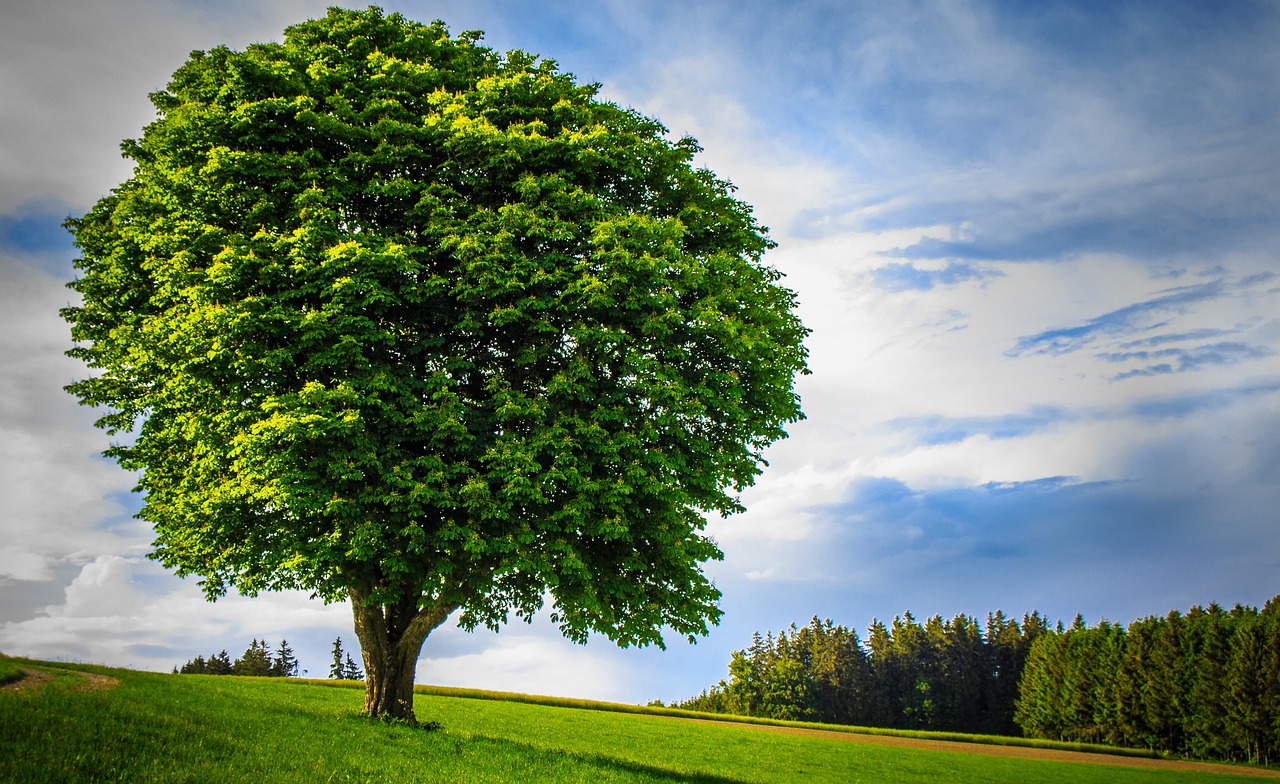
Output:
(349, 589), (455, 722)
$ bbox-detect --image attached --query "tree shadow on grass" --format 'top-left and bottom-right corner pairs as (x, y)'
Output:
(472, 734), (755, 784)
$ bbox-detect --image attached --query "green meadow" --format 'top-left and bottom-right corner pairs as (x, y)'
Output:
(0, 658), (1272, 784)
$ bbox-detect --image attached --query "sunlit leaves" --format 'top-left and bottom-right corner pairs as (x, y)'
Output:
(64, 7), (808, 649)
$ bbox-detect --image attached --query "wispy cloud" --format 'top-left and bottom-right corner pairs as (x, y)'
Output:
(1009, 280), (1226, 356)
(1117, 326), (1249, 350)
(1127, 378), (1280, 421)
(869, 261), (1003, 292)
(884, 407), (1071, 445)
(1106, 342), (1274, 380)
(878, 380), (1280, 450)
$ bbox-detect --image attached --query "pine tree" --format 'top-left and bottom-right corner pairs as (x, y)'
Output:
(865, 619), (897, 728)
(272, 639), (299, 677)
(330, 637), (347, 680)
(208, 649), (233, 675)
(1144, 612), (1188, 753)
(1228, 613), (1271, 764)
(233, 638), (273, 676)
(760, 627), (812, 721)
(985, 611), (1029, 735)
(1187, 603), (1232, 759)
(1014, 631), (1067, 740)
(343, 653), (364, 681)
(941, 614), (985, 732)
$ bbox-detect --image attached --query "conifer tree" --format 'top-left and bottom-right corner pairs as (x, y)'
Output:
(233, 638), (274, 676)
(208, 649), (233, 675)
(344, 654), (364, 681)
(330, 637), (347, 680)
(1228, 614), (1271, 763)
(1187, 603), (1232, 759)
(272, 639), (299, 677)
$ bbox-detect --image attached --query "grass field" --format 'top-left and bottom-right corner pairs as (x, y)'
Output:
(0, 655), (24, 686)
(0, 657), (1273, 783)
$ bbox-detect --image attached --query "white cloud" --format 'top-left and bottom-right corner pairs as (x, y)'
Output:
(3, 0), (1280, 705)
(0, 255), (144, 581)
(421, 625), (630, 702)
(0, 547), (53, 583)
(0, 553), (351, 670)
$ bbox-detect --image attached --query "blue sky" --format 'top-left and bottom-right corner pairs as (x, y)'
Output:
(2, 1), (1278, 705)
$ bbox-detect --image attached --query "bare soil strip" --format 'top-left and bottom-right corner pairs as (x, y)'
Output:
(670, 716), (1280, 778)
(0, 667), (119, 693)
(0, 668), (53, 693)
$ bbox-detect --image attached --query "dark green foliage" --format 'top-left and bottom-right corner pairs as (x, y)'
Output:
(177, 640), (296, 676)
(1014, 597), (1280, 765)
(272, 639), (300, 677)
(233, 639), (273, 676)
(209, 650), (233, 675)
(330, 636), (348, 680)
(329, 636), (363, 681)
(344, 654), (364, 681)
(677, 611), (1046, 735)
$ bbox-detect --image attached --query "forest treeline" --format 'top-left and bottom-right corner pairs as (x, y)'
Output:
(175, 636), (364, 680)
(177, 638), (299, 677)
(678, 598), (1280, 765)
(675, 611), (1048, 736)
(1017, 599), (1280, 764)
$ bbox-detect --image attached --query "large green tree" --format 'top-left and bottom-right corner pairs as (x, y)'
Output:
(62, 7), (808, 721)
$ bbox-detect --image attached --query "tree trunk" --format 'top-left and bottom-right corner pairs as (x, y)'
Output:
(349, 589), (455, 722)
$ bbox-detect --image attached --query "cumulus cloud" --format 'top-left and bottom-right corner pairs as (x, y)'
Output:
(3, 0), (1280, 705)
(421, 625), (631, 701)
(0, 554), (352, 672)
(726, 462), (1280, 628)
(0, 253), (144, 583)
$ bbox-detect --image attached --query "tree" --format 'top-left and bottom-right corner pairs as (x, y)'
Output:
(330, 637), (349, 681)
(208, 649), (233, 675)
(233, 638), (274, 676)
(62, 8), (808, 722)
(344, 653), (365, 681)
(273, 639), (299, 677)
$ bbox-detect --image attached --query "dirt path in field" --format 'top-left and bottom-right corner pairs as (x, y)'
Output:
(671, 716), (1280, 779)
(0, 667), (119, 693)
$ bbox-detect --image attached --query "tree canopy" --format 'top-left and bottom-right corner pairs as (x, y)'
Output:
(63, 7), (808, 719)
(676, 611), (1048, 735)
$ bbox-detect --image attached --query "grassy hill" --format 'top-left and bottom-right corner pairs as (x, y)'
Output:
(1, 656), (1274, 783)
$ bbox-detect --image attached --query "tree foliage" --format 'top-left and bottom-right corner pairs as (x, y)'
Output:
(676, 611), (1046, 735)
(178, 639), (297, 677)
(1015, 598), (1280, 765)
(232, 638), (274, 676)
(330, 636), (364, 681)
(63, 7), (807, 720)
(272, 639), (300, 677)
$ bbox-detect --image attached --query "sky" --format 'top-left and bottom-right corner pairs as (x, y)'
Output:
(2, 0), (1278, 706)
